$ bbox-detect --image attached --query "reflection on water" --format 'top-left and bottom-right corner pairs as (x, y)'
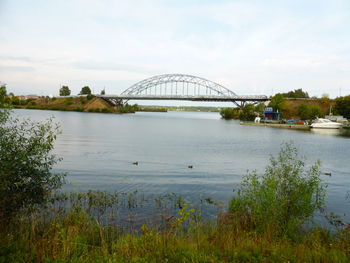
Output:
(310, 128), (350, 138)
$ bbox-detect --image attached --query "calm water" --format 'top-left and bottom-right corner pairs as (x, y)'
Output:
(13, 109), (350, 219)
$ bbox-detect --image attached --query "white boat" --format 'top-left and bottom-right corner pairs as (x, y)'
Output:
(311, 118), (343, 129)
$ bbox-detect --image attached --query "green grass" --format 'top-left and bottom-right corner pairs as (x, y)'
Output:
(1, 207), (349, 263)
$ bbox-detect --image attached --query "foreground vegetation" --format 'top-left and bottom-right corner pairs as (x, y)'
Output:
(1, 105), (350, 262)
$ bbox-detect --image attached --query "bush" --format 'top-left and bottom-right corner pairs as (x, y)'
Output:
(297, 104), (321, 120)
(86, 94), (95, 100)
(239, 104), (256, 121)
(101, 108), (112, 113)
(229, 142), (326, 238)
(297, 103), (310, 120)
(220, 108), (239, 120)
(334, 95), (350, 119)
(0, 110), (65, 221)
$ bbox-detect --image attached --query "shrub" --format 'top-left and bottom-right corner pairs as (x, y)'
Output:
(309, 105), (321, 119)
(229, 142), (326, 238)
(220, 108), (239, 120)
(101, 108), (112, 113)
(0, 110), (65, 221)
(297, 103), (310, 120)
(334, 95), (350, 119)
(239, 104), (256, 121)
(87, 94), (95, 100)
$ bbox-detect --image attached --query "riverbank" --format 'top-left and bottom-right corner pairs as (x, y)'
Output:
(7, 96), (139, 114)
(240, 121), (311, 130)
(1, 191), (349, 263)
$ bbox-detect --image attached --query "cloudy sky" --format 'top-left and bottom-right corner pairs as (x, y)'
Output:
(0, 0), (349, 98)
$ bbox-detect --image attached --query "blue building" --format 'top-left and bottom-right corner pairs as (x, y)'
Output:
(264, 107), (280, 120)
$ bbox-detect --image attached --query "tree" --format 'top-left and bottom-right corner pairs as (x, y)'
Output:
(309, 105), (321, 119)
(80, 86), (92, 95)
(334, 95), (350, 119)
(59, 85), (71, 96)
(283, 89), (309, 98)
(239, 104), (256, 121)
(100, 89), (105, 95)
(220, 108), (239, 120)
(0, 110), (65, 220)
(268, 93), (286, 112)
(229, 142), (325, 238)
(297, 103), (310, 120)
(0, 84), (7, 107)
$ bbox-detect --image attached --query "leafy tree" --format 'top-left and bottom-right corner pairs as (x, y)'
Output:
(268, 93), (286, 112)
(229, 142), (325, 238)
(309, 105), (321, 119)
(100, 89), (105, 95)
(80, 86), (92, 95)
(0, 85), (7, 107)
(283, 89), (309, 98)
(220, 108), (239, 120)
(297, 104), (310, 120)
(239, 104), (256, 121)
(59, 85), (71, 96)
(0, 110), (65, 220)
(334, 95), (350, 119)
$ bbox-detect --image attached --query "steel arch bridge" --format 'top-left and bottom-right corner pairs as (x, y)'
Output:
(98, 74), (268, 107)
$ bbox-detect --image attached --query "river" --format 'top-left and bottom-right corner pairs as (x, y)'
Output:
(13, 109), (350, 220)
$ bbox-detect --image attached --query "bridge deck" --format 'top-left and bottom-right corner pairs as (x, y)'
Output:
(97, 95), (269, 102)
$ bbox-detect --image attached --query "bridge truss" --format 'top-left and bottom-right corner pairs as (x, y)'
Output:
(98, 74), (268, 107)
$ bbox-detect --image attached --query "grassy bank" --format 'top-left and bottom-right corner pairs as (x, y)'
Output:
(1, 199), (349, 262)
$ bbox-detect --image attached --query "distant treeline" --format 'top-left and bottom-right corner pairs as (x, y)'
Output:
(221, 88), (350, 121)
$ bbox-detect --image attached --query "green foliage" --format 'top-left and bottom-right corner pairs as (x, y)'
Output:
(310, 105), (321, 119)
(101, 108), (112, 113)
(297, 103), (310, 120)
(86, 94), (95, 100)
(100, 89), (105, 95)
(268, 93), (286, 113)
(0, 85), (7, 107)
(229, 142), (326, 238)
(219, 107), (239, 120)
(80, 86), (92, 95)
(119, 104), (140, 113)
(334, 95), (350, 119)
(283, 89), (309, 98)
(59, 85), (71, 96)
(0, 110), (65, 220)
(239, 104), (256, 121)
(297, 104), (321, 120)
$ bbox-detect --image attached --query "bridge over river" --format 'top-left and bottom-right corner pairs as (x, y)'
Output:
(97, 74), (269, 108)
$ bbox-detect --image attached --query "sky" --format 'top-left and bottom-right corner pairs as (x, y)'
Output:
(0, 0), (350, 99)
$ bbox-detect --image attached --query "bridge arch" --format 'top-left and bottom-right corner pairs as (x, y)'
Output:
(121, 74), (237, 97)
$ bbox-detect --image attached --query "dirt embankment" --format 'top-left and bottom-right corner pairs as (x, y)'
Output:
(21, 96), (116, 113)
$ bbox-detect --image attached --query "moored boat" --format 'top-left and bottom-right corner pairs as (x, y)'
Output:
(311, 118), (342, 129)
